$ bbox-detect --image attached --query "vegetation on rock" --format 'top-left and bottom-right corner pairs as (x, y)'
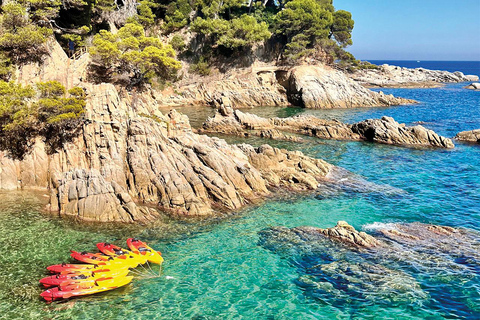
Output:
(90, 22), (181, 88)
(0, 80), (85, 159)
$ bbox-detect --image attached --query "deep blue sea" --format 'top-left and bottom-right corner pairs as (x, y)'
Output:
(0, 62), (479, 319)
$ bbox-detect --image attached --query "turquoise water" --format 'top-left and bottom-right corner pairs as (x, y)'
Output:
(1, 83), (479, 319)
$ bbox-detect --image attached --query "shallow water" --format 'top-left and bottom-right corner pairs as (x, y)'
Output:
(1, 83), (479, 319)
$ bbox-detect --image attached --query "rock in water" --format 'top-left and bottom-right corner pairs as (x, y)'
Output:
(203, 110), (454, 149)
(350, 116), (455, 148)
(464, 82), (480, 90)
(351, 64), (479, 88)
(287, 65), (415, 108)
(455, 129), (480, 143)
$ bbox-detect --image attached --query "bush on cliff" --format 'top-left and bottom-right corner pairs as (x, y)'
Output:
(0, 80), (85, 159)
(192, 15), (271, 52)
(89, 23), (181, 89)
(0, 3), (52, 64)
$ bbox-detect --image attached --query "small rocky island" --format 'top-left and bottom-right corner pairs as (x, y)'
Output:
(351, 64), (479, 88)
(455, 129), (480, 144)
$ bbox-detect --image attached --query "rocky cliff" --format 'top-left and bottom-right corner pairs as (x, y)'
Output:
(351, 64), (479, 88)
(202, 108), (455, 148)
(0, 44), (335, 222)
(157, 64), (415, 109)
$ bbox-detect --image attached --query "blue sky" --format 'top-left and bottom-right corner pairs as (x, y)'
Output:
(335, 0), (480, 61)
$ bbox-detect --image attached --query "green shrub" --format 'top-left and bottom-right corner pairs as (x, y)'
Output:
(0, 81), (85, 159)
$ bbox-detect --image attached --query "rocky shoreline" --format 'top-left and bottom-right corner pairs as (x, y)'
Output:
(201, 107), (455, 149)
(0, 41), (476, 223)
(351, 64), (479, 88)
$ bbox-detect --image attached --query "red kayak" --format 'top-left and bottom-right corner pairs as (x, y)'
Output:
(70, 251), (111, 264)
(126, 238), (163, 265)
(96, 243), (131, 256)
(97, 242), (148, 265)
(40, 276), (133, 302)
(39, 268), (126, 288)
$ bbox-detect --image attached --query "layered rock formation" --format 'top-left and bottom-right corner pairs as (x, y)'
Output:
(157, 64), (414, 109)
(0, 82), (333, 222)
(286, 65), (415, 108)
(351, 64), (479, 88)
(455, 129), (480, 144)
(202, 109), (455, 148)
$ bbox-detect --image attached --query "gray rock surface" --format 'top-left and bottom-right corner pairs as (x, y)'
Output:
(203, 109), (454, 149)
(455, 129), (480, 143)
(351, 64), (479, 88)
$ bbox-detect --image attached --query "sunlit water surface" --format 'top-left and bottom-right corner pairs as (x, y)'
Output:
(1, 83), (479, 319)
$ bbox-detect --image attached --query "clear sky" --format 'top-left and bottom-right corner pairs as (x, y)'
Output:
(335, 0), (480, 61)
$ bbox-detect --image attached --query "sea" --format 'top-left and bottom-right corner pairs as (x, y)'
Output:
(0, 61), (479, 319)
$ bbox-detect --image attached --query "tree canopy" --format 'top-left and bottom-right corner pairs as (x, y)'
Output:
(0, 80), (85, 159)
(90, 23), (181, 88)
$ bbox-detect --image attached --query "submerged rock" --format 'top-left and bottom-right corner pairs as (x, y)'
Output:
(455, 129), (480, 143)
(203, 110), (454, 149)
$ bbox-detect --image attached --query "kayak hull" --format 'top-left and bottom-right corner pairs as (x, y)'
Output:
(127, 238), (164, 265)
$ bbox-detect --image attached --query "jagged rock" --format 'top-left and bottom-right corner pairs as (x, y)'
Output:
(465, 82), (480, 90)
(54, 169), (160, 222)
(203, 110), (454, 149)
(455, 129), (480, 143)
(351, 64), (479, 88)
(350, 116), (455, 148)
(0, 76), (332, 221)
(200, 108), (301, 141)
(311, 221), (380, 247)
(156, 64), (415, 109)
(287, 65), (415, 108)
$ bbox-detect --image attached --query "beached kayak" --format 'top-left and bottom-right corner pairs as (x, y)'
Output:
(127, 238), (164, 265)
(40, 269), (129, 288)
(40, 276), (133, 302)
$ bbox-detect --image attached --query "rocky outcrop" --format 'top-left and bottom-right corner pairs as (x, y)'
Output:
(350, 116), (455, 148)
(351, 64), (479, 88)
(287, 65), (415, 108)
(465, 82), (480, 90)
(1, 60), (333, 222)
(455, 129), (480, 143)
(301, 221), (380, 248)
(200, 106), (301, 141)
(202, 109), (454, 149)
(157, 64), (415, 109)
